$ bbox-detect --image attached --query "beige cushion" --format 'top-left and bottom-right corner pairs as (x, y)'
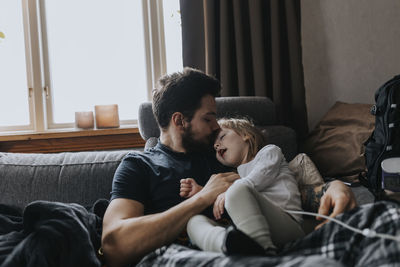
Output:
(288, 153), (322, 234)
(301, 102), (375, 180)
(289, 153), (324, 186)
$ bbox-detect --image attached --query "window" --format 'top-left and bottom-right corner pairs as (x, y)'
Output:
(0, 0), (31, 129)
(0, 0), (182, 133)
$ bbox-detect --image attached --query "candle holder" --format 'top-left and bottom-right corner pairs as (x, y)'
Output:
(75, 111), (94, 129)
(95, 104), (120, 128)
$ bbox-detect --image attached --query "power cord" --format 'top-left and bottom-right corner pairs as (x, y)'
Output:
(285, 209), (400, 242)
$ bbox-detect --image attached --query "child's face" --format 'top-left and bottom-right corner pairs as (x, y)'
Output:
(214, 127), (250, 168)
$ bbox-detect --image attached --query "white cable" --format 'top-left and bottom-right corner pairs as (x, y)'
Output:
(285, 210), (400, 242)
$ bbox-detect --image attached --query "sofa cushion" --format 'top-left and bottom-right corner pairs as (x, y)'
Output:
(301, 102), (375, 180)
(0, 150), (130, 209)
(144, 125), (297, 161)
(289, 153), (324, 186)
(138, 96), (277, 141)
(260, 125), (297, 161)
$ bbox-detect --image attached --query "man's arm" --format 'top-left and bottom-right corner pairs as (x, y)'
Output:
(102, 172), (239, 267)
(299, 183), (324, 213)
(299, 180), (357, 229)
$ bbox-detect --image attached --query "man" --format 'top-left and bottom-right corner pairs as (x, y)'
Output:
(101, 68), (356, 267)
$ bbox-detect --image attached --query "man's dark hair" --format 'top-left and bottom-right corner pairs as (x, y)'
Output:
(152, 67), (221, 129)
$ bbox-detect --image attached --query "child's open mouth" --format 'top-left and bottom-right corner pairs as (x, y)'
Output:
(218, 149), (226, 158)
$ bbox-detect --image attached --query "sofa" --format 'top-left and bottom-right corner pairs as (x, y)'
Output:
(0, 96), (376, 266)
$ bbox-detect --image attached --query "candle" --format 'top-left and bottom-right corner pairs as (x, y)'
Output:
(75, 111), (94, 129)
(95, 104), (120, 128)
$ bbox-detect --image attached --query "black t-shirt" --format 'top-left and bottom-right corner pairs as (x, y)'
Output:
(111, 141), (230, 214)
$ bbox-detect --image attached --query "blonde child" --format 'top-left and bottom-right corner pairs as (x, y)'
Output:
(180, 118), (304, 255)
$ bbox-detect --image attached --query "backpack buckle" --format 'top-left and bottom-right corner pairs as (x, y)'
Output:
(370, 105), (378, 115)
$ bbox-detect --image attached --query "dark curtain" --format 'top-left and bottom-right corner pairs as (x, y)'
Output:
(180, 0), (308, 139)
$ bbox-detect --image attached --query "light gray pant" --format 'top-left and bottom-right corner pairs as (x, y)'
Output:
(187, 182), (305, 252)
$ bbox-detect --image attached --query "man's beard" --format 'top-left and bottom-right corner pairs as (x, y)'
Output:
(181, 125), (218, 154)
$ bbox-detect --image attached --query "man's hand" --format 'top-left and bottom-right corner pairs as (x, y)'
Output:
(315, 180), (357, 229)
(213, 192), (226, 220)
(102, 172), (239, 267)
(180, 178), (203, 198)
(194, 172), (239, 206)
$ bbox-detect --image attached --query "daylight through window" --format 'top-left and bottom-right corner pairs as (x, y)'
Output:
(0, 0), (182, 133)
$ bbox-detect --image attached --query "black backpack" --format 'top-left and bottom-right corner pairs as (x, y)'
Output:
(362, 75), (400, 199)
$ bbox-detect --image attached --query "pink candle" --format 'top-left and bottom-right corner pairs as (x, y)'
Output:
(95, 104), (120, 128)
(75, 111), (94, 129)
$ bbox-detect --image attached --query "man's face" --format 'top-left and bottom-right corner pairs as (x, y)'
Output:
(181, 95), (220, 153)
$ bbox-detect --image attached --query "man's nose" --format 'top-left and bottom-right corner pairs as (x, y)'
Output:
(212, 119), (220, 131)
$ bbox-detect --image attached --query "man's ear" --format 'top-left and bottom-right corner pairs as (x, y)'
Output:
(171, 112), (185, 129)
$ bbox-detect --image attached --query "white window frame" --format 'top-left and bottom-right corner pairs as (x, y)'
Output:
(1, 0), (169, 133)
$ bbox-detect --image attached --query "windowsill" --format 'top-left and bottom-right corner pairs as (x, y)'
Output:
(0, 126), (146, 153)
(0, 125), (141, 141)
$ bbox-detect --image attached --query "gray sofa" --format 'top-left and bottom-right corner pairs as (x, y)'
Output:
(0, 150), (128, 210)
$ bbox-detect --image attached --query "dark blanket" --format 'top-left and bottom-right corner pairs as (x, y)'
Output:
(1, 200), (400, 267)
(137, 201), (400, 267)
(0, 200), (108, 267)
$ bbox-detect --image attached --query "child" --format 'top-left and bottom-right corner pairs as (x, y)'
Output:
(180, 118), (304, 255)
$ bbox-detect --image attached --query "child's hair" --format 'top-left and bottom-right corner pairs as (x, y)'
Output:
(217, 117), (265, 161)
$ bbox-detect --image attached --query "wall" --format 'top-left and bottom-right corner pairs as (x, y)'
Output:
(301, 0), (400, 130)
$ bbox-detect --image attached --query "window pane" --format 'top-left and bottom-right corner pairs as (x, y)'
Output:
(163, 0), (183, 74)
(0, 0), (30, 127)
(43, 0), (148, 123)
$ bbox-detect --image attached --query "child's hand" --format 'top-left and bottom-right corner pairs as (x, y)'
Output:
(213, 192), (226, 220)
(180, 178), (203, 198)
